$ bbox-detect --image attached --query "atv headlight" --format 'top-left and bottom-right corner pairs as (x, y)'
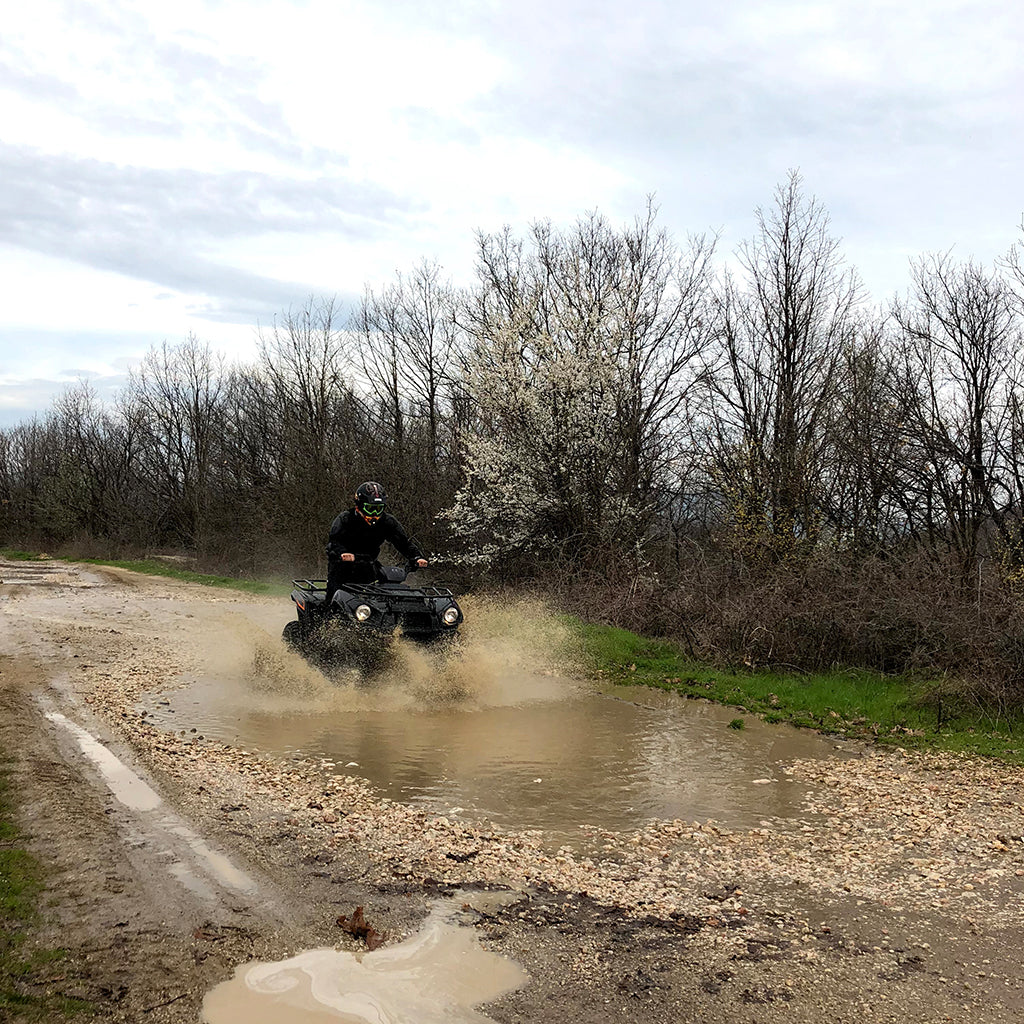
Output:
(355, 604), (372, 622)
(442, 606), (460, 626)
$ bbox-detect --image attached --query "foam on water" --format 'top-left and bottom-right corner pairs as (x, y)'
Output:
(201, 905), (528, 1024)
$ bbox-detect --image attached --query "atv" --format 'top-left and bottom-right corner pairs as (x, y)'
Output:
(282, 557), (464, 673)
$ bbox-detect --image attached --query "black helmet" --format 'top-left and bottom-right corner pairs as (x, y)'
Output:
(355, 481), (386, 524)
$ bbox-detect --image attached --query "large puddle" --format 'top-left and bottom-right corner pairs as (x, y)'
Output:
(143, 600), (851, 843)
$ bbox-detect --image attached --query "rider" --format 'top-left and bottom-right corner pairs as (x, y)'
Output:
(326, 481), (427, 600)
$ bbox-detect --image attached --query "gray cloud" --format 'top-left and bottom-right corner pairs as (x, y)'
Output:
(0, 326), (167, 377)
(466, 12), (992, 162)
(0, 60), (80, 104)
(1, 0), (1021, 339)
(0, 143), (411, 320)
(373, 0), (1024, 283)
(0, 0), (422, 323)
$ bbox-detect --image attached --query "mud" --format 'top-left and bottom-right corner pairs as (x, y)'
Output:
(2, 557), (1024, 1023)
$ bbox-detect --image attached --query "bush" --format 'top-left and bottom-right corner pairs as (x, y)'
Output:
(548, 546), (1024, 711)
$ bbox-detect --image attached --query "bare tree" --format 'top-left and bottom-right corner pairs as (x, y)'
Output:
(127, 337), (227, 550)
(892, 252), (1021, 568)
(45, 380), (151, 544)
(355, 261), (464, 468)
(823, 318), (910, 554)
(702, 171), (862, 560)
(256, 296), (365, 556)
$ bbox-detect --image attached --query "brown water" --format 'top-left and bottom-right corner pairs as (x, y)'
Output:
(144, 598), (850, 842)
(201, 899), (528, 1024)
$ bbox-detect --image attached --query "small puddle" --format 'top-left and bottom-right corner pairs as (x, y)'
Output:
(46, 711), (163, 812)
(0, 558), (106, 588)
(201, 901), (528, 1024)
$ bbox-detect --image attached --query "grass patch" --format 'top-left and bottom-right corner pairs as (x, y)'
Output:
(75, 558), (289, 595)
(3, 547), (289, 594)
(0, 762), (94, 1020)
(568, 619), (1024, 764)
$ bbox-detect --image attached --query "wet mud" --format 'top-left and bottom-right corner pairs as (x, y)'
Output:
(148, 687), (841, 847)
(144, 594), (846, 842)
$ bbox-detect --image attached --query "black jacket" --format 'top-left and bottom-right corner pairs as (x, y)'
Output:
(326, 510), (424, 565)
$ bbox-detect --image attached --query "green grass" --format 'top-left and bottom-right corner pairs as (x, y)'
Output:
(3, 547), (289, 594)
(568, 619), (1024, 764)
(0, 763), (94, 1020)
(75, 557), (288, 594)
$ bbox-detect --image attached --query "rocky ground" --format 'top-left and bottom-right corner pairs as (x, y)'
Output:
(1, 557), (1023, 1022)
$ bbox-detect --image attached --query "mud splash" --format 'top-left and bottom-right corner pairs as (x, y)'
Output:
(46, 711), (163, 812)
(270, 593), (574, 705)
(197, 593), (578, 714)
(201, 903), (528, 1024)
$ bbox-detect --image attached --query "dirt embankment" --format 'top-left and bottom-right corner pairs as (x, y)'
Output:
(2, 558), (1024, 1023)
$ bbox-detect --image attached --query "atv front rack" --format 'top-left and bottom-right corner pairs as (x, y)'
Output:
(290, 579), (455, 599)
(292, 579), (327, 594)
(286, 571), (463, 658)
(345, 582), (456, 600)
(289, 578), (457, 610)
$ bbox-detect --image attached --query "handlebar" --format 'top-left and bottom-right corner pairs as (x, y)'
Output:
(328, 548), (425, 572)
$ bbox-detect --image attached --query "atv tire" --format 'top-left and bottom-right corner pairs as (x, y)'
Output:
(282, 619), (304, 648)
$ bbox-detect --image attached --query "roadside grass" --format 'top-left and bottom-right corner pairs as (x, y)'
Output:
(75, 557), (288, 594)
(0, 548), (288, 595)
(569, 619), (1024, 765)
(0, 761), (94, 1021)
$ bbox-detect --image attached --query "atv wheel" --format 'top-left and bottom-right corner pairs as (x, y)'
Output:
(282, 619), (303, 648)
(405, 631), (461, 655)
(300, 619), (392, 677)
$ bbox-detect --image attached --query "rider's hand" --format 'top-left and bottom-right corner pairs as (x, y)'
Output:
(341, 552), (355, 562)
(416, 558), (428, 568)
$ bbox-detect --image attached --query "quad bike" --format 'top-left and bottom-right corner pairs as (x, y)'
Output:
(283, 556), (463, 674)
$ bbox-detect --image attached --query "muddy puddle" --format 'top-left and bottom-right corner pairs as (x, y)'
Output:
(201, 898), (527, 1024)
(143, 600), (851, 843)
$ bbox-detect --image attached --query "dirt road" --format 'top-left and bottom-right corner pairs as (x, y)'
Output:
(2, 558), (1024, 1022)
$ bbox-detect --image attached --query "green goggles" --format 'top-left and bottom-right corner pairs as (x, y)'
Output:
(360, 502), (385, 517)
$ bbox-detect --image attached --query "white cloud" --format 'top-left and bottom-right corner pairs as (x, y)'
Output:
(0, 247), (259, 370)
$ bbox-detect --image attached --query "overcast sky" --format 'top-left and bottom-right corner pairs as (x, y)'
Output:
(1, 0), (1021, 424)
